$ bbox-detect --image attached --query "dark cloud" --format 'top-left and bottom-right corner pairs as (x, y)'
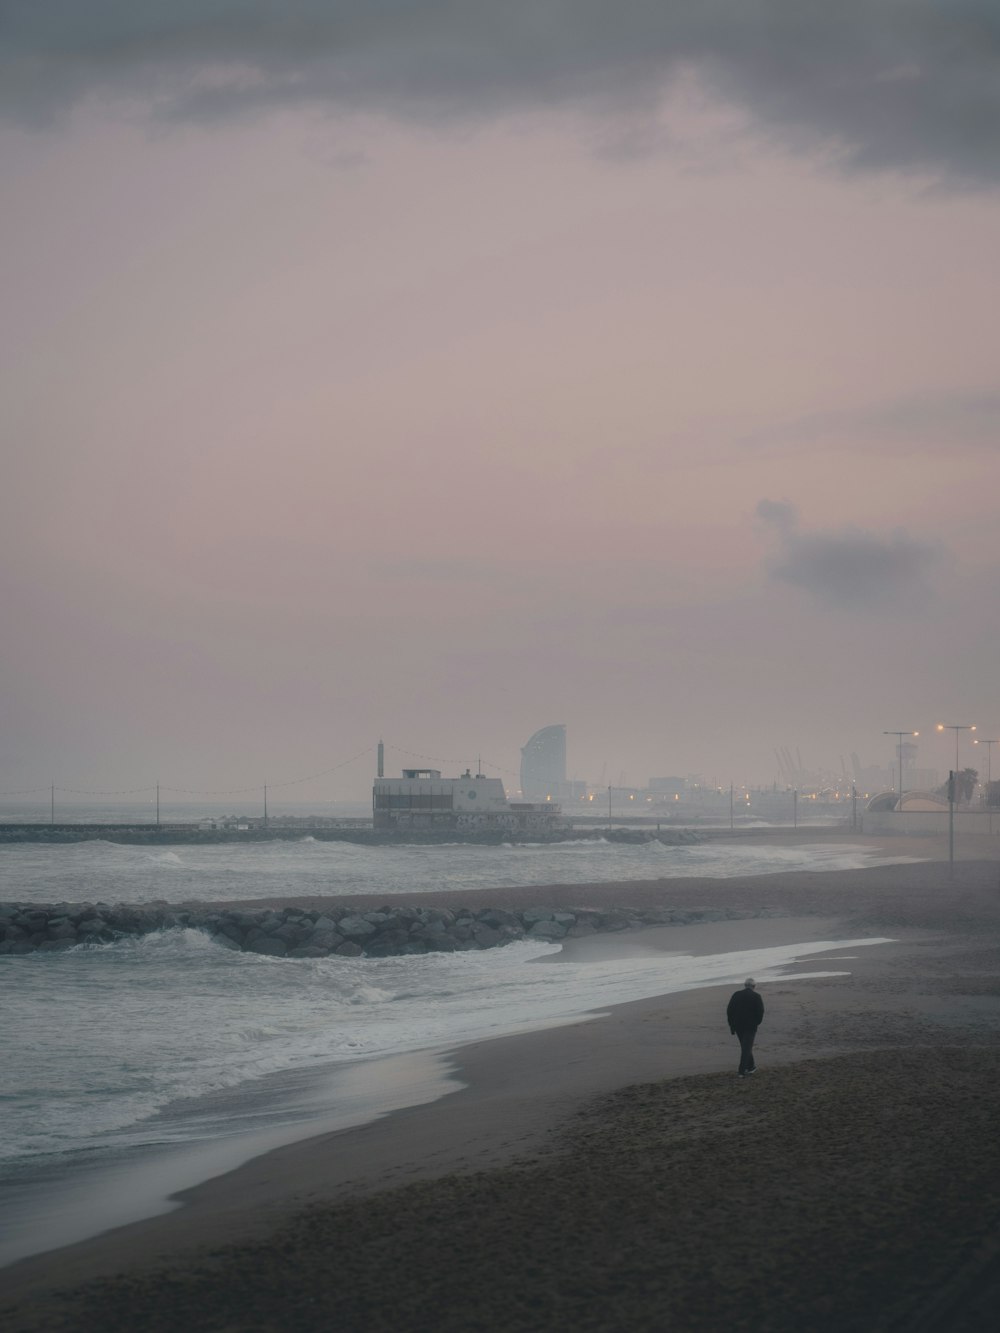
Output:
(756, 499), (944, 610)
(754, 497), (797, 537)
(3, 2), (1000, 185)
(742, 389), (1000, 455)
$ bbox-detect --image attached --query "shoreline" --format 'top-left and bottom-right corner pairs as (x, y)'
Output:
(0, 915), (877, 1268)
(0, 1049), (462, 1271)
(3, 851), (1000, 1330)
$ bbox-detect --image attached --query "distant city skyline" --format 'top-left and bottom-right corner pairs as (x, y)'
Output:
(3, 717), (993, 807)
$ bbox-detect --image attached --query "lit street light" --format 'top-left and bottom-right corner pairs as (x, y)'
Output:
(883, 730), (918, 808)
(937, 723), (976, 777)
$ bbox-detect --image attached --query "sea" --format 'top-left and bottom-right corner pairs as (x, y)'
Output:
(0, 805), (907, 1267)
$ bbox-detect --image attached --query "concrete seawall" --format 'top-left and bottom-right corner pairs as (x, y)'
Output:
(0, 898), (738, 958)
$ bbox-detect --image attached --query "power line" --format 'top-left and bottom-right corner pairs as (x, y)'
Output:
(53, 784), (158, 796)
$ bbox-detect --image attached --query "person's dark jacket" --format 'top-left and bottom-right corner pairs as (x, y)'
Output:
(727, 988), (764, 1035)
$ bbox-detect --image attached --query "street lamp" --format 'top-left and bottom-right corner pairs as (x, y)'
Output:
(973, 736), (996, 786)
(883, 730), (918, 808)
(937, 723), (976, 777)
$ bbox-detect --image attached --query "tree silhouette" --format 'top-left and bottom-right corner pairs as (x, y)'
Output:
(936, 768), (978, 803)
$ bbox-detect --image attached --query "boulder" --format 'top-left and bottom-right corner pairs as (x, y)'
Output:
(427, 935), (459, 952)
(273, 922), (310, 945)
(47, 920), (78, 940)
(231, 911), (265, 929)
(245, 936), (288, 956)
(339, 915), (377, 938)
(308, 929), (343, 952)
(475, 908), (520, 929)
(415, 907), (455, 927)
(110, 909), (147, 935)
(471, 923), (503, 948)
(572, 909), (604, 927)
(362, 911), (394, 927)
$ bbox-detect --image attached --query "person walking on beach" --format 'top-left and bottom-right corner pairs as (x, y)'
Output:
(727, 978), (764, 1077)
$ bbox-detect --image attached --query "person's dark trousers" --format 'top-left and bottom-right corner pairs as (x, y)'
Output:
(737, 1028), (757, 1074)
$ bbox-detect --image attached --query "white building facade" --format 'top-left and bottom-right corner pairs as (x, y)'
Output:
(373, 768), (566, 835)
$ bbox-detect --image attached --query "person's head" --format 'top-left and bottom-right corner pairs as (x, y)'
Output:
(744, 978), (756, 989)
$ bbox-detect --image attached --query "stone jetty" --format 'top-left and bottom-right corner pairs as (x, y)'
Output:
(0, 898), (738, 959)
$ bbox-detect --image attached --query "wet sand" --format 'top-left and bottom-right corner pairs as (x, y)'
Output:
(3, 837), (1000, 1331)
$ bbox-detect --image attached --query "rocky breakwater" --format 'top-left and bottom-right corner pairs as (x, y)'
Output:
(0, 899), (741, 959)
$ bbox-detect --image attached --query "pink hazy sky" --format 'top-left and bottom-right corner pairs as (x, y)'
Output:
(2, 5), (999, 802)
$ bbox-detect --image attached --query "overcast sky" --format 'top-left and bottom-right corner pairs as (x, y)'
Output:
(2, 2), (999, 803)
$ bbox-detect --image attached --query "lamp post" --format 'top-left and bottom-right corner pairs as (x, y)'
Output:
(937, 723), (976, 782)
(974, 737), (997, 834)
(883, 730), (918, 809)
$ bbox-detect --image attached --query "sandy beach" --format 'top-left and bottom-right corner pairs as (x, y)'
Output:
(3, 833), (1000, 1331)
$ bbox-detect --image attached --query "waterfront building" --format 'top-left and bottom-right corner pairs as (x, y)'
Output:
(373, 768), (567, 835)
